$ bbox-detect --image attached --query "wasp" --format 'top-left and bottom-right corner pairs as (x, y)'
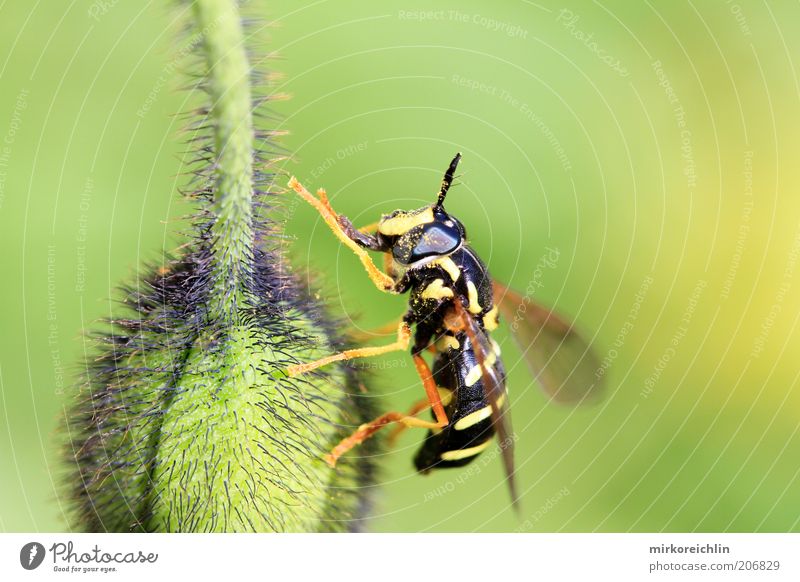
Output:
(287, 153), (602, 506)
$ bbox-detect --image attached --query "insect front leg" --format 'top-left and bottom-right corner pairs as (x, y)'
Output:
(287, 177), (395, 292)
(336, 214), (386, 251)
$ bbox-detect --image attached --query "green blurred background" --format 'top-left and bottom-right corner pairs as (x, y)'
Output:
(2, 0), (800, 532)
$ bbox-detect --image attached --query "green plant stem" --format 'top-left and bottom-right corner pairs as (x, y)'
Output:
(67, 0), (380, 533)
(194, 0), (254, 321)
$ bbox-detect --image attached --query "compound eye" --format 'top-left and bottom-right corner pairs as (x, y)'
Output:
(432, 206), (467, 240)
(405, 222), (462, 264)
(449, 217), (467, 239)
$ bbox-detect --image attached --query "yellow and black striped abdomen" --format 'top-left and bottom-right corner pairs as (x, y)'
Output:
(414, 332), (507, 472)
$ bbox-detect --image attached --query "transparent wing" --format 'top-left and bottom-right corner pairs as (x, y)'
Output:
(493, 281), (604, 404)
(454, 300), (519, 511)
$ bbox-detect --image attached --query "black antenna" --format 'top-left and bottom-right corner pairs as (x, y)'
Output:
(436, 152), (462, 208)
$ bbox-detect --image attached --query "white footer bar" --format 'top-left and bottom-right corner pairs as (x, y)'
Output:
(1, 533), (797, 581)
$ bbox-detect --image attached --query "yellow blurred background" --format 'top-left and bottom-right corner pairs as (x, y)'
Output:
(1, 0), (800, 531)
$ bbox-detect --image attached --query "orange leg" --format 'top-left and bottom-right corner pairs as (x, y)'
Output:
(325, 411), (442, 467)
(357, 220), (380, 234)
(387, 398), (432, 445)
(383, 251), (397, 280)
(348, 317), (404, 342)
(287, 177), (394, 292)
(287, 321), (411, 377)
(325, 354), (451, 467)
(412, 354), (448, 426)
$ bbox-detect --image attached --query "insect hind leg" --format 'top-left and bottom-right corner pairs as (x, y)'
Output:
(324, 354), (450, 467)
(387, 398), (433, 445)
(325, 411), (442, 468)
